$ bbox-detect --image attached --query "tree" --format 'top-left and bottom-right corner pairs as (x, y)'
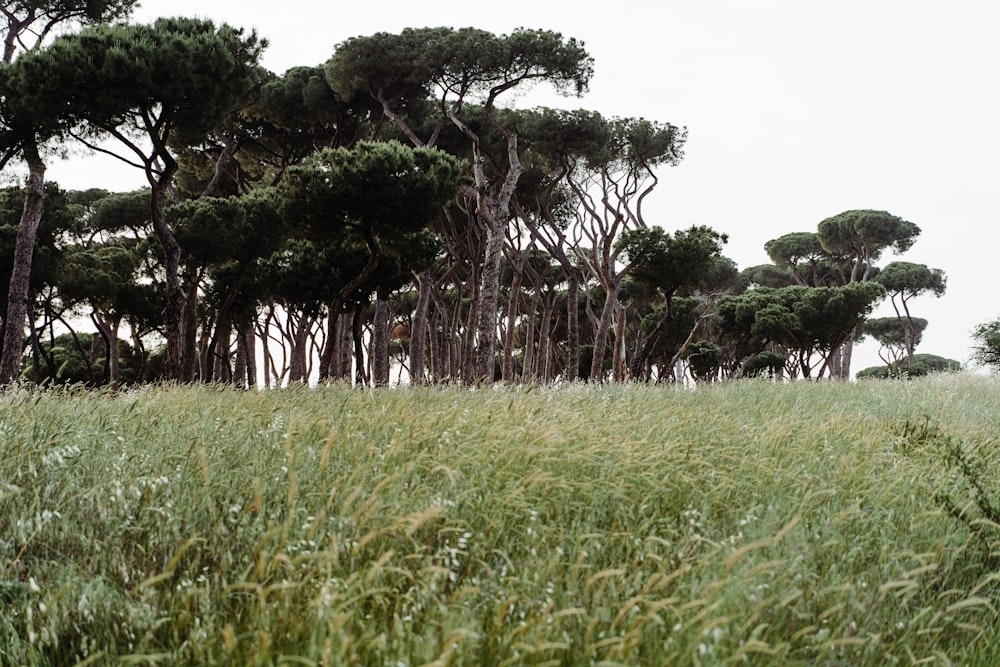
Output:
(616, 225), (728, 380)
(971, 318), (1000, 371)
(327, 27), (594, 382)
(1, 1), (137, 62)
(816, 210), (920, 283)
(0, 0), (139, 385)
(856, 353), (961, 379)
(860, 316), (928, 368)
(277, 141), (467, 383)
(718, 282), (885, 378)
(9, 17), (266, 380)
(56, 240), (141, 387)
(874, 261), (946, 367)
(513, 108), (685, 382)
(759, 209), (922, 379)
(168, 188), (286, 384)
(764, 232), (843, 287)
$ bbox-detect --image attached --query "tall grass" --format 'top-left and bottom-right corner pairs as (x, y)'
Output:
(2, 374), (999, 665)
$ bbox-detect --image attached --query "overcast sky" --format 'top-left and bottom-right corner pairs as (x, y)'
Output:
(44, 0), (1000, 373)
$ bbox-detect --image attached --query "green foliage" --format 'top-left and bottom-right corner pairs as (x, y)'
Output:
(22, 331), (160, 385)
(875, 261), (946, 299)
(170, 189), (284, 268)
(0, 183), (75, 308)
(326, 27), (594, 106)
(740, 263), (796, 288)
(971, 318), (1000, 370)
(279, 141), (467, 237)
(617, 225), (729, 295)
(861, 316), (927, 349)
(742, 351), (787, 377)
(856, 354), (962, 379)
(683, 340), (720, 380)
(816, 209), (920, 280)
(6, 17), (266, 149)
(3, 378), (1000, 664)
(719, 282), (886, 374)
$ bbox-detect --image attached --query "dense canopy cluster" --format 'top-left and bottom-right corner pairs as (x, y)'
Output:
(0, 7), (959, 387)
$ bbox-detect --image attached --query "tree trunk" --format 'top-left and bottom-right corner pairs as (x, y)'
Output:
(234, 312), (256, 389)
(565, 270), (581, 381)
(538, 292), (554, 382)
(90, 312), (121, 389)
(288, 314), (312, 384)
(0, 141), (45, 386)
(210, 315), (233, 383)
(149, 173), (185, 382)
(589, 277), (620, 382)
(371, 294), (391, 387)
(473, 219), (505, 383)
(628, 298), (674, 381)
(521, 287), (541, 381)
(502, 254), (525, 382)
(409, 269), (432, 384)
(613, 303), (628, 382)
(353, 302), (369, 386)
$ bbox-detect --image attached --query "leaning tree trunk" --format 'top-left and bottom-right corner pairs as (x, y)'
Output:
(0, 141), (45, 386)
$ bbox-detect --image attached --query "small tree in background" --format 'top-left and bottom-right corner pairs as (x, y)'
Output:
(971, 319), (1000, 371)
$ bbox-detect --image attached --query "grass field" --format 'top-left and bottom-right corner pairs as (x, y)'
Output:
(2, 374), (1000, 665)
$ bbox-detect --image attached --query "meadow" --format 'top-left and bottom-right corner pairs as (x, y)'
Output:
(2, 374), (1000, 666)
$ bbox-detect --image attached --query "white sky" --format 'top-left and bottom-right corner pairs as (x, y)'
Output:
(44, 0), (1000, 373)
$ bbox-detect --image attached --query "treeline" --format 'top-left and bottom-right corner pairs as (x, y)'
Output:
(0, 7), (953, 387)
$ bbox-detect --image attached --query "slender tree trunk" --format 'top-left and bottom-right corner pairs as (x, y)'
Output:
(473, 219), (505, 383)
(353, 302), (369, 386)
(210, 315), (233, 383)
(502, 255), (525, 382)
(181, 271), (200, 382)
(565, 270), (581, 381)
(836, 328), (857, 379)
(538, 293), (554, 382)
(629, 300), (674, 381)
(234, 312), (256, 389)
(288, 314), (312, 384)
(521, 287), (540, 381)
(233, 325), (248, 388)
(429, 290), (448, 382)
(590, 277), (620, 382)
(409, 269), (432, 384)
(338, 309), (353, 382)
(149, 173), (185, 382)
(318, 309), (338, 380)
(0, 141), (45, 386)
(371, 294), (391, 387)
(613, 303), (628, 382)
(90, 312), (121, 389)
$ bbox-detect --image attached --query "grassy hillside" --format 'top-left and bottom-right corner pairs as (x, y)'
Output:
(2, 375), (1000, 665)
